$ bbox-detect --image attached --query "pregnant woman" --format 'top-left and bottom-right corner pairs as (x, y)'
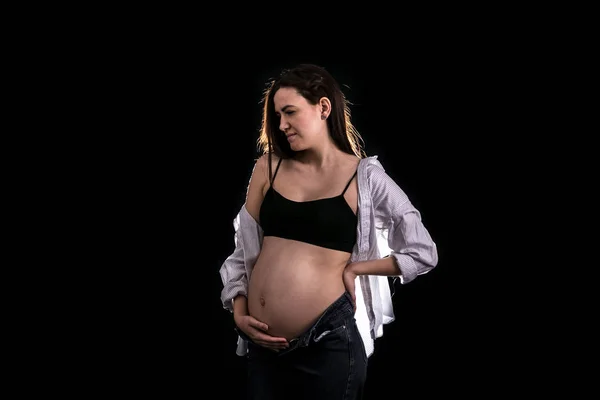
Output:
(219, 63), (438, 400)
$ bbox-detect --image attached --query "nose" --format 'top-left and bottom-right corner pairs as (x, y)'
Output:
(279, 116), (289, 132)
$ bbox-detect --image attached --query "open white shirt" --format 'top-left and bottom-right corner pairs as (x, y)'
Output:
(219, 155), (438, 357)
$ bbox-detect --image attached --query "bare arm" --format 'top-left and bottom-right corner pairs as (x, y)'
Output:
(346, 256), (401, 277)
(233, 154), (289, 350)
(343, 257), (400, 310)
(231, 154), (269, 315)
(233, 294), (249, 318)
(219, 156), (270, 312)
(244, 154), (271, 223)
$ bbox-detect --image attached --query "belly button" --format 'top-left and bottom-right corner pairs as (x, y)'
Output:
(260, 296), (265, 306)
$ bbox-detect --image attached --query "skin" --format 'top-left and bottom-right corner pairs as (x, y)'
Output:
(233, 87), (401, 352)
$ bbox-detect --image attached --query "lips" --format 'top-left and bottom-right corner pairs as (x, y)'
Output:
(286, 133), (297, 141)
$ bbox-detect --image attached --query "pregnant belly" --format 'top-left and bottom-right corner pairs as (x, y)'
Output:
(247, 237), (350, 340)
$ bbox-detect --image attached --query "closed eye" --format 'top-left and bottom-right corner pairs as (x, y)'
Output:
(275, 110), (295, 117)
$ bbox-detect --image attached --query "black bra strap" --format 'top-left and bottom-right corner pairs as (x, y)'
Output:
(341, 169), (358, 195)
(271, 157), (283, 185)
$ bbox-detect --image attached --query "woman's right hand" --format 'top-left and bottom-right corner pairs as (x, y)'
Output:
(234, 315), (289, 351)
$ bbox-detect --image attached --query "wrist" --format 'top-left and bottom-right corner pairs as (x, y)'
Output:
(233, 295), (249, 319)
(345, 262), (359, 277)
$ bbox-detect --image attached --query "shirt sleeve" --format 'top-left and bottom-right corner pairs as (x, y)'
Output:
(219, 209), (248, 312)
(219, 205), (263, 312)
(368, 162), (438, 284)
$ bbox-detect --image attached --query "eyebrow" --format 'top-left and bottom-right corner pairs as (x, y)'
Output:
(277, 105), (294, 113)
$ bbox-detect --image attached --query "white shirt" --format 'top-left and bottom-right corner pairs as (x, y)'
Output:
(219, 155), (438, 357)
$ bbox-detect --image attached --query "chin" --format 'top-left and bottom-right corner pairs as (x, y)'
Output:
(289, 143), (306, 152)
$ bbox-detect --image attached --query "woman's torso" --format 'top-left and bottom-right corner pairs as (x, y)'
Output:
(248, 154), (360, 340)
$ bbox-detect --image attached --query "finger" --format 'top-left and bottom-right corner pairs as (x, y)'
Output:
(251, 331), (288, 343)
(250, 320), (269, 332)
(257, 341), (289, 350)
(254, 339), (289, 350)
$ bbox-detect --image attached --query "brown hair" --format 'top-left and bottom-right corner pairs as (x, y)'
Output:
(257, 64), (365, 178)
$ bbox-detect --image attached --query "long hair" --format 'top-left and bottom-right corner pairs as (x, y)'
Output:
(257, 64), (366, 180)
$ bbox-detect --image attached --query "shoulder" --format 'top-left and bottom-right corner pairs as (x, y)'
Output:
(252, 153), (271, 178)
(255, 152), (284, 168)
(254, 153), (269, 174)
(253, 153), (282, 181)
(250, 153), (286, 192)
(359, 155), (387, 180)
(360, 155), (408, 203)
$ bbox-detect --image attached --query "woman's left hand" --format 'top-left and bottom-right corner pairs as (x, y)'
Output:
(343, 264), (358, 312)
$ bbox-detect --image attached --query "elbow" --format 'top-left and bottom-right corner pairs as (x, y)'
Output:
(428, 242), (439, 269)
(419, 241), (439, 273)
(391, 243), (438, 284)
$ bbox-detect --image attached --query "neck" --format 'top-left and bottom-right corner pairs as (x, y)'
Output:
(296, 142), (344, 169)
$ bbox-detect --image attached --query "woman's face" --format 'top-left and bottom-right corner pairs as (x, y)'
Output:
(273, 87), (327, 152)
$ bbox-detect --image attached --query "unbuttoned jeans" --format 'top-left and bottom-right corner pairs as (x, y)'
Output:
(240, 291), (368, 400)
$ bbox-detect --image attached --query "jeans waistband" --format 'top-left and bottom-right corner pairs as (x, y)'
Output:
(238, 291), (354, 354)
(305, 290), (354, 335)
(249, 291), (355, 355)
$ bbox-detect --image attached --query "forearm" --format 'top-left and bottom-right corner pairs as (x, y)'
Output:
(347, 256), (401, 277)
(233, 294), (249, 318)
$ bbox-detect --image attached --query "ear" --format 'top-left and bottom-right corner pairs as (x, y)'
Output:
(319, 97), (332, 119)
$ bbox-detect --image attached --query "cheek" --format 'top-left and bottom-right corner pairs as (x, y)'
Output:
(292, 112), (319, 134)
(300, 116), (319, 131)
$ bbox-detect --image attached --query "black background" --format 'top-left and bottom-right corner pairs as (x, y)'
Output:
(86, 40), (528, 397)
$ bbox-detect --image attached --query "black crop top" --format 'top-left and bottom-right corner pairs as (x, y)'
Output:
(259, 158), (358, 253)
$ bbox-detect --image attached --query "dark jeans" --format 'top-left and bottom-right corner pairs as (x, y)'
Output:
(242, 291), (368, 400)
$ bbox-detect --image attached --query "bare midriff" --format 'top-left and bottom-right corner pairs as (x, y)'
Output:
(247, 236), (351, 340)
